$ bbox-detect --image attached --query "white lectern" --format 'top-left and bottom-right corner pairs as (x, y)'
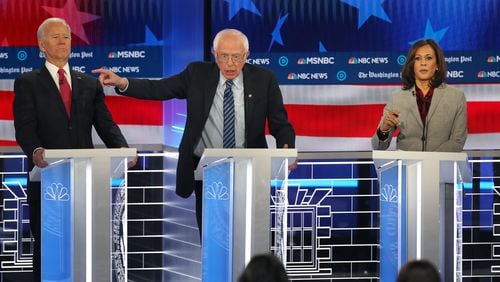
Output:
(195, 148), (297, 282)
(41, 148), (136, 282)
(372, 150), (470, 281)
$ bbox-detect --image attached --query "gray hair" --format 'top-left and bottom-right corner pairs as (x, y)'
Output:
(213, 29), (249, 52)
(37, 18), (71, 41)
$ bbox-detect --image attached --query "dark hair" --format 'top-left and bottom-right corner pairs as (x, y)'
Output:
(397, 259), (441, 282)
(238, 253), (289, 282)
(401, 39), (447, 90)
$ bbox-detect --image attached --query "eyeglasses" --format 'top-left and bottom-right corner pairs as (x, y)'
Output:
(216, 52), (246, 63)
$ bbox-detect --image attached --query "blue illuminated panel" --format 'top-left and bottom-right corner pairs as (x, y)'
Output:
(41, 161), (73, 281)
(379, 165), (406, 281)
(202, 159), (234, 282)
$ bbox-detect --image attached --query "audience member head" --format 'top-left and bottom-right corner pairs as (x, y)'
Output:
(238, 253), (289, 282)
(397, 259), (441, 282)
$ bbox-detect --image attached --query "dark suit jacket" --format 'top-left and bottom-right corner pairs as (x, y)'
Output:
(121, 62), (295, 198)
(13, 65), (129, 203)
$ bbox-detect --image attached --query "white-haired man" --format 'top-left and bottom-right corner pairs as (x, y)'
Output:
(93, 28), (296, 237)
(13, 17), (133, 281)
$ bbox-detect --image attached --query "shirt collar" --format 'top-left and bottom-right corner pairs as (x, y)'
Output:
(45, 61), (70, 75)
(415, 85), (434, 99)
(219, 72), (243, 90)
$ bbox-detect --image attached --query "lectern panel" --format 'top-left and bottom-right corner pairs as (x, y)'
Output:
(202, 159), (234, 282)
(379, 163), (406, 281)
(41, 160), (73, 281)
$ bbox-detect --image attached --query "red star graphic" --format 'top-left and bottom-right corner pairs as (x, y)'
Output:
(42, 0), (100, 44)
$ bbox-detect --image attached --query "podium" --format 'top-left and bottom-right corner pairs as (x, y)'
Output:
(40, 148), (136, 282)
(372, 150), (470, 281)
(195, 148), (297, 282)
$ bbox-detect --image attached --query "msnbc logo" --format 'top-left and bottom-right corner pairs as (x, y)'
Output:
(297, 57), (334, 65)
(487, 56), (499, 63)
(108, 51), (146, 59)
(297, 58), (306, 65)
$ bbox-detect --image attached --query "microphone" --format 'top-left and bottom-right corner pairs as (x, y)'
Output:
(421, 119), (429, 151)
(411, 90), (416, 96)
(421, 123), (426, 151)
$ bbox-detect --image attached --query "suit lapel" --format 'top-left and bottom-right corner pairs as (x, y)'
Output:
(70, 70), (82, 114)
(39, 66), (69, 118)
(204, 66), (219, 118)
(407, 86), (423, 128)
(426, 85), (444, 123)
(242, 65), (255, 130)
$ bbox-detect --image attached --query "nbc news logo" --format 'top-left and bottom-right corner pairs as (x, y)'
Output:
(288, 72), (328, 80)
(477, 70), (500, 78)
(487, 56), (500, 63)
(348, 56), (388, 64)
(348, 57), (359, 64)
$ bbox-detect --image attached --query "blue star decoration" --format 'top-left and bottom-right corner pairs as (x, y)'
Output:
(224, 0), (262, 21)
(319, 41), (327, 52)
(409, 19), (448, 45)
(129, 26), (164, 46)
(340, 0), (392, 29)
(268, 13), (289, 52)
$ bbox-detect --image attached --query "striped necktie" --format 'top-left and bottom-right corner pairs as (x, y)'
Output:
(223, 80), (235, 148)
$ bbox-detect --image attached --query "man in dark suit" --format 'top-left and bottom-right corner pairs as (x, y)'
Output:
(13, 17), (133, 281)
(93, 28), (296, 236)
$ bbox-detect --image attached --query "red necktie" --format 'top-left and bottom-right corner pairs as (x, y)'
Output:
(57, 68), (72, 116)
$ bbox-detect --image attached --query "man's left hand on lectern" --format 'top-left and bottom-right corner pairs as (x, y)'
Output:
(33, 147), (48, 168)
(127, 156), (138, 169)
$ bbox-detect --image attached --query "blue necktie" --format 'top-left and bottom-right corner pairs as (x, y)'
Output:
(223, 80), (235, 148)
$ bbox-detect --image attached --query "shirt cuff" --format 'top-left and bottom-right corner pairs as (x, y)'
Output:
(32, 147), (44, 158)
(377, 128), (390, 141)
(116, 78), (129, 92)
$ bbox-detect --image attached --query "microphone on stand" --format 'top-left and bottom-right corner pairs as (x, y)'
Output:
(421, 122), (426, 151)
(420, 94), (431, 151)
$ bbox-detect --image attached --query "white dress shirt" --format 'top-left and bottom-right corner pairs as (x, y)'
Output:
(194, 72), (245, 156)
